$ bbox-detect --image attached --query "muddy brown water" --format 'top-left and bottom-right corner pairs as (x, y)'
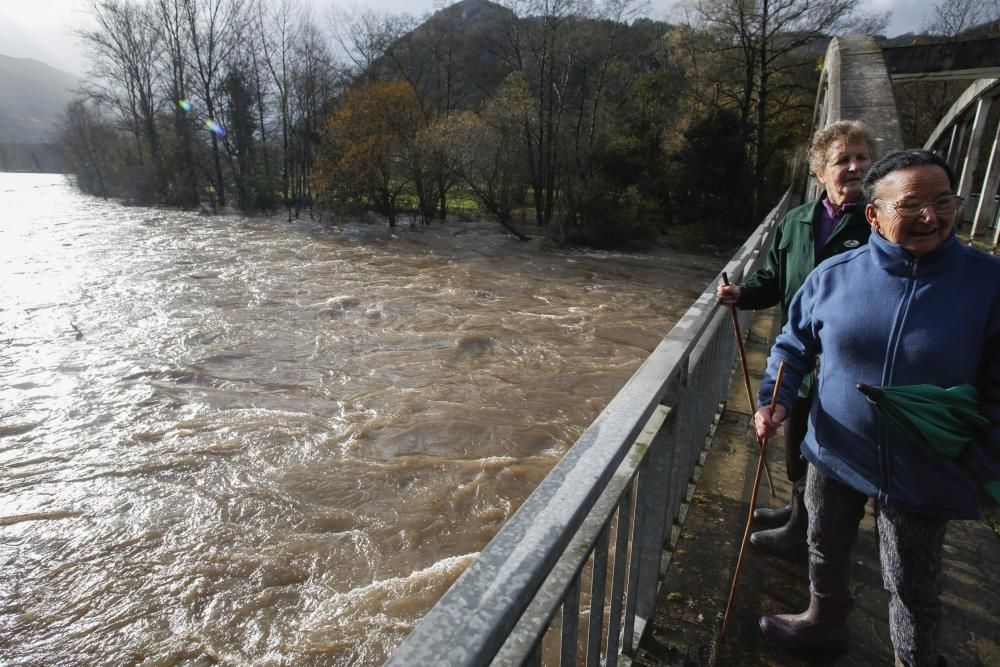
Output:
(0, 173), (722, 665)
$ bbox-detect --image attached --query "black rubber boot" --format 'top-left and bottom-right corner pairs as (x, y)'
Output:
(750, 477), (808, 561)
(753, 500), (792, 527)
(759, 593), (851, 654)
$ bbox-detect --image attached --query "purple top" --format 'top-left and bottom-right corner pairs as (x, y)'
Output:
(816, 195), (859, 255)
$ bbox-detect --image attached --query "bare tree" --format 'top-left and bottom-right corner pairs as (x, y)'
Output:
(288, 13), (341, 218)
(490, 0), (650, 236)
(488, 0), (577, 230)
(422, 73), (534, 238)
(185, 0), (247, 208)
(256, 0), (298, 216)
(925, 0), (1000, 36)
(558, 0), (647, 235)
(78, 0), (164, 198)
(153, 0), (200, 206)
(217, 55), (259, 210)
(688, 0), (887, 221)
(57, 99), (118, 199)
(327, 6), (409, 83)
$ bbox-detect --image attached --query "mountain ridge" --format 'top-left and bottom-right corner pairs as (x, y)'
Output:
(0, 53), (80, 144)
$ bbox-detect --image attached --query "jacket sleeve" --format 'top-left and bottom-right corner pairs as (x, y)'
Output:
(737, 217), (786, 311)
(757, 270), (820, 411)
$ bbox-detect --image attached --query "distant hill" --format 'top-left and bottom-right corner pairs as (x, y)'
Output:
(366, 0), (516, 112)
(0, 54), (79, 144)
(0, 54), (78, 172)
(877, 18), (1000, 46)
(371, 0), (671, 112)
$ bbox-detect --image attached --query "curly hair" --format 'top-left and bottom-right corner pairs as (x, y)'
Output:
(808, 120), (875, 177)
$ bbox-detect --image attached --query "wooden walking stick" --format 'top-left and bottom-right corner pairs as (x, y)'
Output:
(720, 360), (786, 640)
(722, 272), (775, 498)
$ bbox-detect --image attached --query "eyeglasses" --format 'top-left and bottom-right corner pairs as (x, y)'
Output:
(874, 195), (963, 219)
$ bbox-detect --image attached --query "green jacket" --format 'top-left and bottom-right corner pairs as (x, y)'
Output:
(737, 197), (871, 324)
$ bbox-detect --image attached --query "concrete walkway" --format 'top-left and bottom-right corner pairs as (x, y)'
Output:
(634, 307), (1000, 666)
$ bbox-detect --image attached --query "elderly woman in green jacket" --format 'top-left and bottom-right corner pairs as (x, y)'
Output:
(716, 120), (874, 558)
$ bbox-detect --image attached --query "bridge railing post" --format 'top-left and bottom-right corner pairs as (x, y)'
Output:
(959, 98), (992, 231)
(621, 373), (681, 654)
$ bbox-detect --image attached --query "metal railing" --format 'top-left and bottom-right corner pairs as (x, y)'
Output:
(923, 78), (1000, 245)
(386, 192), (791, 666)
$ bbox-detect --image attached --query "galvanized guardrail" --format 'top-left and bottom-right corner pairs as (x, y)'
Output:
(386, 192), (792, 666)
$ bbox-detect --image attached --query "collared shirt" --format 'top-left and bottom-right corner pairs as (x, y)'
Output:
(816, 195), (858, 254)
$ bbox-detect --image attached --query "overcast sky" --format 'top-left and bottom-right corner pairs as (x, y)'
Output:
(1, 0), (934, 77)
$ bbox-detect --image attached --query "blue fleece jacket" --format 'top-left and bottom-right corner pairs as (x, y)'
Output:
(758, 229), (1000, 519)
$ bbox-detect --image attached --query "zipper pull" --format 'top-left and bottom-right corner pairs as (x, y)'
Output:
(911, 259), (918, 277)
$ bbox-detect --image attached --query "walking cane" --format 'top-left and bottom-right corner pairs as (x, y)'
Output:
(721, 272), (775, 498)
(720, 360), (786, 640)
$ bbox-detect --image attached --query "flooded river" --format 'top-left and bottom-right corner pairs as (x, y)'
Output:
(0, 173), (721, 665)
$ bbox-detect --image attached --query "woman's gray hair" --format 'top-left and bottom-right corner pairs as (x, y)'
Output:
(861, 149), (957, 201)
(808, 120), (874, 177)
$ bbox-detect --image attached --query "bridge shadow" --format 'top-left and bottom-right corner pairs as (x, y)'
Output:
(635, 307), (1000, 667)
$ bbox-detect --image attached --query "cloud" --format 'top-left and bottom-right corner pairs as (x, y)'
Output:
(872, 0), (933, 35)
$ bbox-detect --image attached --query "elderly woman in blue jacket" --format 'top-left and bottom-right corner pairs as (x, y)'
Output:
(752, 149), (1000, 666)
(718, 120), (874, 560)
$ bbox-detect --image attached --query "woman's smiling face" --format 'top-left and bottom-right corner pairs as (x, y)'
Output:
(865, 164), (957, 258)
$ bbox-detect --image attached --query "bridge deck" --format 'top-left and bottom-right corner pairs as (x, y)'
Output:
(634, 307), (1000, 666)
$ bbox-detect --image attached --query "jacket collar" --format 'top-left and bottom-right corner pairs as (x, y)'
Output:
(820, 192), (861, 218)
(793, 195), (868, 226)
(868, 227), (960, 276)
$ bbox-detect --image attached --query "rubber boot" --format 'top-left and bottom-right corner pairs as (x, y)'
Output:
(759, 593), (851, 653)
(750, 478), (808, 561)
(753, 500), (792, 527)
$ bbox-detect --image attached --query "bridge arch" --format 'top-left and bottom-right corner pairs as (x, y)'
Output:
(924, 78), (1000, 245)
(807, 36), (903, 201)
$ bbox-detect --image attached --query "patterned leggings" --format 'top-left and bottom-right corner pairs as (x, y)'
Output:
(805, 465), (948, 667)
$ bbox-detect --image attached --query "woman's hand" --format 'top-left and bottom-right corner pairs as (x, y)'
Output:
(716, 282), (741, 306)
(754, 403), (787, 440)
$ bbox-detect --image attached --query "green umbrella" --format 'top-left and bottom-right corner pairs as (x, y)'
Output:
(856, 382), (998, 504)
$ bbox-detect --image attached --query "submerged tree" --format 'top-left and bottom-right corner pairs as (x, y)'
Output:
(255, 0), (297, 216)
(56, 99), (119, 199)
(421, 73), (534, 239)
(185, 0), (248, 208)
(154, 0), (200, 207)
(287, 15), (340, 218)
(313, 80), (425, 227)
(77, 0), (165, 202)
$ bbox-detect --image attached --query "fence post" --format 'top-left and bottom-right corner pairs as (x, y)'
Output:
(621, 375), (683, 652)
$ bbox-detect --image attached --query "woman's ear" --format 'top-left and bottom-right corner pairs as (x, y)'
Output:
(865, 203), (879, 231)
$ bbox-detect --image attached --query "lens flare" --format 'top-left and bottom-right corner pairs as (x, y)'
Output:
(204, 119), (226, 137)
(178, 99), (191, 111)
